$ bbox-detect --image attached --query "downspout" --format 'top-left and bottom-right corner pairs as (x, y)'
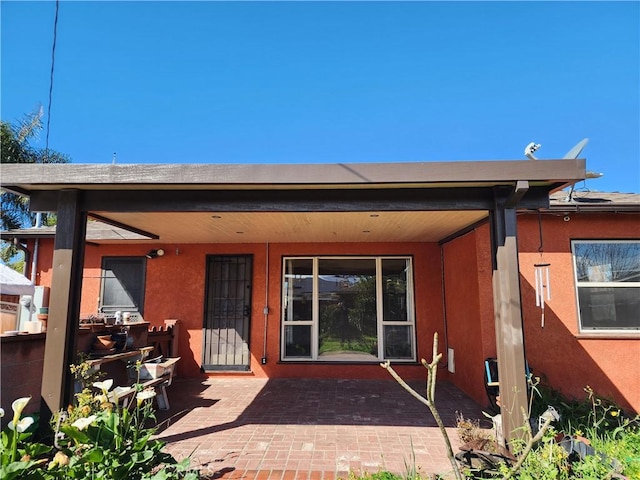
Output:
(30, 213), (43, 283)
(439, 244), (450, 369)
(261, 242), (269, 364)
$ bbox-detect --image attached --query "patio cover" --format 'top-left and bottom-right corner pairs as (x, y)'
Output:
(0, 159), (588, 446)
(0, 263), (35, 296)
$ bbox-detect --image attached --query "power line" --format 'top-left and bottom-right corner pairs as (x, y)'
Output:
(44, 0), (60, 161)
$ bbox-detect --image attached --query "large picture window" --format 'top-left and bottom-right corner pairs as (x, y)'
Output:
(572, 240), (640, 331)
(282, 256), (416, 361)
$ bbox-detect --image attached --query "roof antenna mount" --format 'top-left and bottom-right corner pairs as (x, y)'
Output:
(524, 142), (541, 160)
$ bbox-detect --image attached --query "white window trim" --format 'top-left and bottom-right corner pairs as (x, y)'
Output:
(571, 239), (640, 333)
(281, 255), (417, 362)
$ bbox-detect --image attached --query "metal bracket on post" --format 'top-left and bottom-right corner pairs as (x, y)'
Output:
(505, 181), (529, 209)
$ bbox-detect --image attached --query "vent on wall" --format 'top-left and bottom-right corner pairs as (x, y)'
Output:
(447, 348), (455, 374)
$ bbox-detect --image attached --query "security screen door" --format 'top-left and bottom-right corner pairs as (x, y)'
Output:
(202, 255), (253, 371)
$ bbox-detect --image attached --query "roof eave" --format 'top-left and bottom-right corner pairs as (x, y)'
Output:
(0, 159), (587, 194)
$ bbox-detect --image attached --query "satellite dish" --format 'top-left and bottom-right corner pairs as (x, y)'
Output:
(563, 138), (589, 159)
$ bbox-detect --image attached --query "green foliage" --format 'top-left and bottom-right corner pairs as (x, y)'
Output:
(1, 108), (71, 269)
(0, 251), (25, 274)
(500, 427), (569, 480)
(0, 397), (52, 480)
(496, 385), (639, 479)
(349, 472), (404, 480)
(591, 427), (640, 478)
(348, 470), (430, 480)
(530, 381), (638, 437)
(0, 108), (70, 166)
(50, 405), (186, 479)
(69, 353), (106, 389)
(1, 371), (195, 479)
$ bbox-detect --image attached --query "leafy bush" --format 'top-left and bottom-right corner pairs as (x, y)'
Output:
(0, 396), (52, 480)
(1, 377), (196, 479)
(499, 385), (639, 480)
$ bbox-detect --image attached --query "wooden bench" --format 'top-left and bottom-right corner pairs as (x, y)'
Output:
(85, 348), (179, 411)
(85, 346), (155, 371)
(118, 356), (180, 411)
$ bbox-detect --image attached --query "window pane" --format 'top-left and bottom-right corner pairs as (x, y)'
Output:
(101, 257), (145, 314)
(574, 242), (640, 283)
(283, 259), (313, 321)
(318, 259), (378, 360)
(284, 325), (312, 357)
(578, 287), (640, 329)
(384, 325), (413, 359)
(382, 258), (409, 321)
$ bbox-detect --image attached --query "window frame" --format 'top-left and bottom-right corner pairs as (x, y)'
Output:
(571, 239), (640, 333)
(280, 255), (416, 362)
(99, 256), (147, 316)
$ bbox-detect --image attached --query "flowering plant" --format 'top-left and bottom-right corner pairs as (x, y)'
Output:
(0, 396), (51, 480)
(46, 378), (196, 479)
(1, 373), (195, 479)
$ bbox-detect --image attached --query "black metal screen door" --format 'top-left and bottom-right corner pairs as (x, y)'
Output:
(202, 255), (253, 371)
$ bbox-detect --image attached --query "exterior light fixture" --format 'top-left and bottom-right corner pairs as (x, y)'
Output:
(146, 249), (165, 259)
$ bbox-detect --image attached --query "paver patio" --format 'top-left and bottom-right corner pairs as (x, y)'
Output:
(154, 377), (489, 479)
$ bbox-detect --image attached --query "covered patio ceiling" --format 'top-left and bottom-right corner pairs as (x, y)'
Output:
(1, 210), (489, 244)
(90, 210), (489, 244)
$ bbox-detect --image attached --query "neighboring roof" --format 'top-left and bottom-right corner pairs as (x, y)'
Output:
(0, 221), (151, 242)
(549, 190), (640, 212)
(0, 263), (35, 296)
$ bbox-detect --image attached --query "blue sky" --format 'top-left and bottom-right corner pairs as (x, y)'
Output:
(2, 1), (639, 193)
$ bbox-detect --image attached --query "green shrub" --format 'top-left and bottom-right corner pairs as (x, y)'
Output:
(504, 384), (639, 480)
(1, 379), (196, 480)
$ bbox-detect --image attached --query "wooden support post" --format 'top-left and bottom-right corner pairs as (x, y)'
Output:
(491, 190), (529, 447)
(40, 190), (87, 420)
(493, 237), (529, 444)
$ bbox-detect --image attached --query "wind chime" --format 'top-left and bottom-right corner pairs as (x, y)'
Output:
(534, 211), (551, 328)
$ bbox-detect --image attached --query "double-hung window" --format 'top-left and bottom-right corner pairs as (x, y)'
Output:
(281, 256), (416, 362)
(571, 240), (640, 331)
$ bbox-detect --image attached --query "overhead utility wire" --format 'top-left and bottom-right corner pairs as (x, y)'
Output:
(44, 0), (60, 160)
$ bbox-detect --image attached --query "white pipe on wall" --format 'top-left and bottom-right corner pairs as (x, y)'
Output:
(262, 242), (269, 364)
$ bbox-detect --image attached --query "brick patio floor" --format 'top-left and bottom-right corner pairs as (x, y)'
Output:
(154, 377), (488, 479)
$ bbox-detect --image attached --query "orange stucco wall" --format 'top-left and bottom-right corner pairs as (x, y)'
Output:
(32, 240), (446, 382)
(441, 228), (497, 409)
(517, 213), (640, 413)
(443, 213), (640, 413)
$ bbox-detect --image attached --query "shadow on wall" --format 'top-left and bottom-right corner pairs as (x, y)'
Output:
(520, 277), (639, 414)
(177, 327), (208, 379)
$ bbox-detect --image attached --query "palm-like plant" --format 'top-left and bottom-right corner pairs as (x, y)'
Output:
(1, 107), (71, 267)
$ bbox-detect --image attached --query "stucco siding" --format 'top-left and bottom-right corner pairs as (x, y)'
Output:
(518, 213), (640, 413)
